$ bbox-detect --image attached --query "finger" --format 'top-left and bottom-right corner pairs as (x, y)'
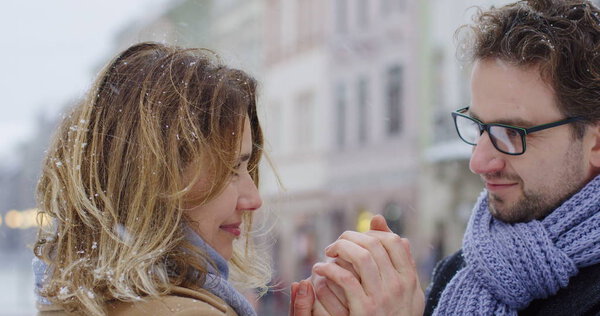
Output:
(364, 230), (415, 273)
(334, 257), (358, 280)
(324, 238), (384, 296)
(332, 231), (397, 270)
(290, 282), (298, 316)
(325, 278), (348, 307)
(293, 280), (315, 316)
(313, 273), (348, 316)
(328, 232), (394, 289)
(313, 295), (336, 316)
(313, 261), (369, 314)
(368, 215), (416, 270)
(369, 214), (391, 232)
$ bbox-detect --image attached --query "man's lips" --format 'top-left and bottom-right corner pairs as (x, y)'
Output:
(220, 223), (241, 236)
(485, 182), (518, 192)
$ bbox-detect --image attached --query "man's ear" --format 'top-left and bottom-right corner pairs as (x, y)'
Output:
(588, 122), (600, 169)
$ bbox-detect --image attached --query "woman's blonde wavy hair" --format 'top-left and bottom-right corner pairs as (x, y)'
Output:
(34, 42), (270, 315)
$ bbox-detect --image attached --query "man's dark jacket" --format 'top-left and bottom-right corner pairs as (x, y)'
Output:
(424, 250), (600, 316)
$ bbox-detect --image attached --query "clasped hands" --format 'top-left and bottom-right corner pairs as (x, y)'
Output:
(290, 215), (425, 316)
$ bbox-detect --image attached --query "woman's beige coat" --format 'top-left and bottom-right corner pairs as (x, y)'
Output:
(37, 286), (239, 316)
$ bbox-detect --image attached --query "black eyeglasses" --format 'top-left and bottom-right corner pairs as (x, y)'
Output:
(451, 107), (583, 155)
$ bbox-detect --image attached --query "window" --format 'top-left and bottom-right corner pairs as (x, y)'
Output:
(270, 102), (283, 151)
(335, 83), (347, 147)
(385, 65), (403, 135)
(335, 0), (348, 33)
(357, 77), (369, 144)
(380, 0), (405, 16)
(295, 92), (315, 149)
(265, 0), (282, 61)
(357, 0), (369, 27)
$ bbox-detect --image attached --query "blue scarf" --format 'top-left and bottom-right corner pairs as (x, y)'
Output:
(184, 227), (257, 316)
(33, 227), (257, 316)
(434, 175), (600, 315)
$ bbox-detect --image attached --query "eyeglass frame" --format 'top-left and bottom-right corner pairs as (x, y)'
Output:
(451, 107), (584, 155)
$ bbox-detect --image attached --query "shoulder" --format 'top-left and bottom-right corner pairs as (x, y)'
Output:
(520, 262), (600, 316)
(424, 250), (465, 316)
(106, 286), (238, 316)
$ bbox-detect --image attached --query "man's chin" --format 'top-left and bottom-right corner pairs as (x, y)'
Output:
(487, 195), (532, 223)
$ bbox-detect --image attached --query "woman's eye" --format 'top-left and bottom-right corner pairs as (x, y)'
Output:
(231, 163), (243, 177)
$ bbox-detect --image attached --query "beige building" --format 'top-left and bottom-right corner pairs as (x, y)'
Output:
(259, 0), (424, 286)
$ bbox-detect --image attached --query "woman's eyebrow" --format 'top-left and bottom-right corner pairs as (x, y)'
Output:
(239, 153), (251, 163)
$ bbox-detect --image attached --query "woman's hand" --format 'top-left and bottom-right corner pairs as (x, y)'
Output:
(290, 279), (331, 315)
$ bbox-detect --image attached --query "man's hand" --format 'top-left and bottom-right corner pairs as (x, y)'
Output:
(311, 215), (425, 316)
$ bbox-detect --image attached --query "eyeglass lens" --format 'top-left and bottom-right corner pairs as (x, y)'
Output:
(455, 115), (524, 154)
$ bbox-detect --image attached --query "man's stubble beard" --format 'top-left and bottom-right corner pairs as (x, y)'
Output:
(487, 141), (586, 223)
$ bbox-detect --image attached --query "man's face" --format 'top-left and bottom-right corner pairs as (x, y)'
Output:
(468, 58), (593, 223)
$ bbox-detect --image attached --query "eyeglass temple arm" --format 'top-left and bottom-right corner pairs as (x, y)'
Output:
(524, 117), (583, 134)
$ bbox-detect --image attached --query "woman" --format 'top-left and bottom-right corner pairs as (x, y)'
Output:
(33, 42), (277, 316)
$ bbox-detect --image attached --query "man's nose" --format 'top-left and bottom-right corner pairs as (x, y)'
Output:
(469, 131), (505, 175)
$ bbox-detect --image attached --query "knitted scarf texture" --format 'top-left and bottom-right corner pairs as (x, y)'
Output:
(185, 227), (257, 316)
(33, 226), (256, 316)
(433, 175), (600, 315)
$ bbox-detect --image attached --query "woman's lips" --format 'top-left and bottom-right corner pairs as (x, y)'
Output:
(220, 223), (241, 236)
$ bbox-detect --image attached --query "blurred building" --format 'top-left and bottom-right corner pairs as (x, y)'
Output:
(418, 0), (515, 271)
(6, 0), (590, 314)
(260, 0), (424, 288)
(0, 113), (58, 314)
(112, 2), (424, 314)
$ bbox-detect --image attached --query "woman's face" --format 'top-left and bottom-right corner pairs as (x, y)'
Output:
(184, 117), (262, 260)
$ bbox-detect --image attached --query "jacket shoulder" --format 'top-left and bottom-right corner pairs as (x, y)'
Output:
(107, 286), (238, 316)
(520, 261), (600, 315)
(423, 249), (465, 316)
(37, 286), (238, 316)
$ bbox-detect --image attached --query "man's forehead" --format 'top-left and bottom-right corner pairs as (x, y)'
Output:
(469, 59), (562, 127)
(467, 107), (537, 127)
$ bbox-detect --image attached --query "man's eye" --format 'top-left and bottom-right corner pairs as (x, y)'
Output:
(505, 128), (520, 138)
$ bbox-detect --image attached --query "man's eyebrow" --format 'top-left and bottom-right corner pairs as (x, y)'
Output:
(468, 109), (536, 127)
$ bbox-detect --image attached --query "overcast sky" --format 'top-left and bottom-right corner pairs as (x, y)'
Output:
(0, 0), (172, 164)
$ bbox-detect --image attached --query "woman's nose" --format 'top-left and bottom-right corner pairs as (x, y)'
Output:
(237, 175), (262, 211)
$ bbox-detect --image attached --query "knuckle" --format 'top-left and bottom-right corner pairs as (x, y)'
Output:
(401, 237), (411, 246)
(389, 234), (404, 245)
(356, 249), (372, 264)
(312, 263), (322, 273)
(314, 280), (329, 296)
(339, 271), (357, 285)
(362, 298), (377, 314)
(339, 230), (353, 240)
(363, 235), (379, 248)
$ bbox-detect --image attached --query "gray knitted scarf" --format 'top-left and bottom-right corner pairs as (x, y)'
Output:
(185, 227), (257, 316)
(434, 175), (600, 315)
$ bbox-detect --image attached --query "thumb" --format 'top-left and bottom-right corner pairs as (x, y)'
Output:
(370, 214), (392, 232)
(292, 280), (314, 316)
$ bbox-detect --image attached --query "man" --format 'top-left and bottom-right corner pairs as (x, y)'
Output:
(424, 0), (600, 314)
(293, 0), (600, 315)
